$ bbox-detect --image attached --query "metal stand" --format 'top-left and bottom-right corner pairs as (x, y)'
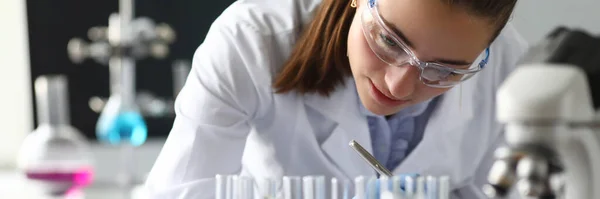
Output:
(67, 0), (185, 118)
(66, 0), (184, 197)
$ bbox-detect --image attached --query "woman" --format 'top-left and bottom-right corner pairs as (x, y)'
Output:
(144, 0), (528, 198)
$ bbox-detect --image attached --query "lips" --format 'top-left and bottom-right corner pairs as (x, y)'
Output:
(368, 79), (409, 107)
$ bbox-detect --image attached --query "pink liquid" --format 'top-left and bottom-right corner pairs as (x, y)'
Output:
(25, 167), (94, 196)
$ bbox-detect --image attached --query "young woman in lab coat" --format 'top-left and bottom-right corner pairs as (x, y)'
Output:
(145, 0), (528, 198)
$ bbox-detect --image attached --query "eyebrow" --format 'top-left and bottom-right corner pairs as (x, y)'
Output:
(380, 18), (474, 66)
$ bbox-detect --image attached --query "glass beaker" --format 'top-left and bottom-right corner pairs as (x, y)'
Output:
(17, 75), (94, 197)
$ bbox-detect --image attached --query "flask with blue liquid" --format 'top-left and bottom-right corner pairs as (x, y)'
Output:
(96, 57), (147, 187)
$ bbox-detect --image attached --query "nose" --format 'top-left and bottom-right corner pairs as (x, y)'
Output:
(384, 64), (419, 99)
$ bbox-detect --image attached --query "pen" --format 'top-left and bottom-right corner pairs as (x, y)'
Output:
(349, 140), (394, 177)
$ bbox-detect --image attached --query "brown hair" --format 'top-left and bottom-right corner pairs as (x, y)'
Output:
(273, 0), (518, 97)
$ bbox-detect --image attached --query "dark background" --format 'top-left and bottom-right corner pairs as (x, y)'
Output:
(26, 0), (236, 140)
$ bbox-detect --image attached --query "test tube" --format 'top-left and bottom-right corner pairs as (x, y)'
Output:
(366, 177), (377, 199)
(342, 179), (351, 199)
(404, 176), (414, 198)
(303, 176), (315, 199)
(284, 176), (302, 199)
(415, 177), (425, 199)
(260, 178), (277, 199)
(239, 176), (254, 199)
(355, 176), (365, 199)
(438, 176), (450, 199)
(233, 176), (241, 199)
(426, 176), (437, 199)
(391, 176), (403, 199)
(379, 176), (390, 194)
(216, 175), (227, 199)
(315, 176), (326, 199)
(225, 175), (234, 199)
(380, 191), (395, 199)
(331, 178), (339, 199)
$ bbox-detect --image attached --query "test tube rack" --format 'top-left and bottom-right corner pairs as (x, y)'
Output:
(215, 174), (451, 199)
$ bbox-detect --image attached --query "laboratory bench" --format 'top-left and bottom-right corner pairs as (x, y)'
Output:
(0, 138), (165, 199)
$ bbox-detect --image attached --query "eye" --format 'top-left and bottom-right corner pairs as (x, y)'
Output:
(379, 33), (397, 47)
(437, 68), (460, 78)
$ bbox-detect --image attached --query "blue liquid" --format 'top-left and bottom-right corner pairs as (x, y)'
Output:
(96, 111), (147, 146)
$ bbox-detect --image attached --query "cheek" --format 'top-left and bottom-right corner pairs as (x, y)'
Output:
(415, 84), (449, 102)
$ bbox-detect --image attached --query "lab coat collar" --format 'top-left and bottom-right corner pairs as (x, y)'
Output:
(303, 77), (376, 179)
(391, 81), (477, 176)
(303, 77), (477, 180)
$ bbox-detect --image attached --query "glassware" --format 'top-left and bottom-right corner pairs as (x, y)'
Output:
(214, 174), (451, 199)
(95, 57), (147, 189)
(17, 75), (94, 197)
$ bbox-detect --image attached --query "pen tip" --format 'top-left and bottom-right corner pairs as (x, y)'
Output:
(349, 140), (356, 146)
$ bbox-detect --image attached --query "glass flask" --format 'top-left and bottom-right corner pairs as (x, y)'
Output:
(95, 57), (147, 189)
(96, 57), (147, 147)
(17, 75), (94, 197)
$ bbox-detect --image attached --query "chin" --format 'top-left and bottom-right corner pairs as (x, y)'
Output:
(360, 97), (405, 116)
(371, 104), (404, 116)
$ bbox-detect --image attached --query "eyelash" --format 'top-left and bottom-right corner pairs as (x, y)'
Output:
(441, 68), (460, 77)
(379, 33), (397, 47)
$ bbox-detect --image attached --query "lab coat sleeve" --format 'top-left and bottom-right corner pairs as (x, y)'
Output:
(453, 23), (529, 199)
(143, 17), (273, 199)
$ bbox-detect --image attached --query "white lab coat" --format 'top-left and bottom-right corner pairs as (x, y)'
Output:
(143, 0), (529, 198)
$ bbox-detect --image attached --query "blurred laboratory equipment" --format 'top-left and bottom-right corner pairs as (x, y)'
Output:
(67, 0), (182, 118)
(214, 174), (450, 199)
(17, 75), (94, 197)
(65, 0), (179, 194)
(87, 59), (191, 118)
(483, 27), (600, 199)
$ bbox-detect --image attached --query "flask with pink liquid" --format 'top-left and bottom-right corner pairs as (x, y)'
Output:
(17, 75), (95, 196)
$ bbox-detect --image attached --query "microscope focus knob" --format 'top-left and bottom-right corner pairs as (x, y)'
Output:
(516, 179), (549, 197)
(516, 154), (549, 181)
(485, 159), (517, 197)
(483, 147), (525, 198)
(515, 154), (556, 198)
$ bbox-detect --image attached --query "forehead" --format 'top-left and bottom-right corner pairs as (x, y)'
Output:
(374, 0), (493, 60)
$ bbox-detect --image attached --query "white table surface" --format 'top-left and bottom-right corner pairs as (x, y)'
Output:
(0, 170), (149, 199)
(0, 138), (166, 199)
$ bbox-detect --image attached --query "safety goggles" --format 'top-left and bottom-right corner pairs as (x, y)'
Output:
(361, 0), (490, 88)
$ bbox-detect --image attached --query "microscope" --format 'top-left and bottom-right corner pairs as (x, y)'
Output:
(483, 27), (600, 199)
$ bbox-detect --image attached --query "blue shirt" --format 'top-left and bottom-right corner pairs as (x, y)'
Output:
(358, 97), (437, 172)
